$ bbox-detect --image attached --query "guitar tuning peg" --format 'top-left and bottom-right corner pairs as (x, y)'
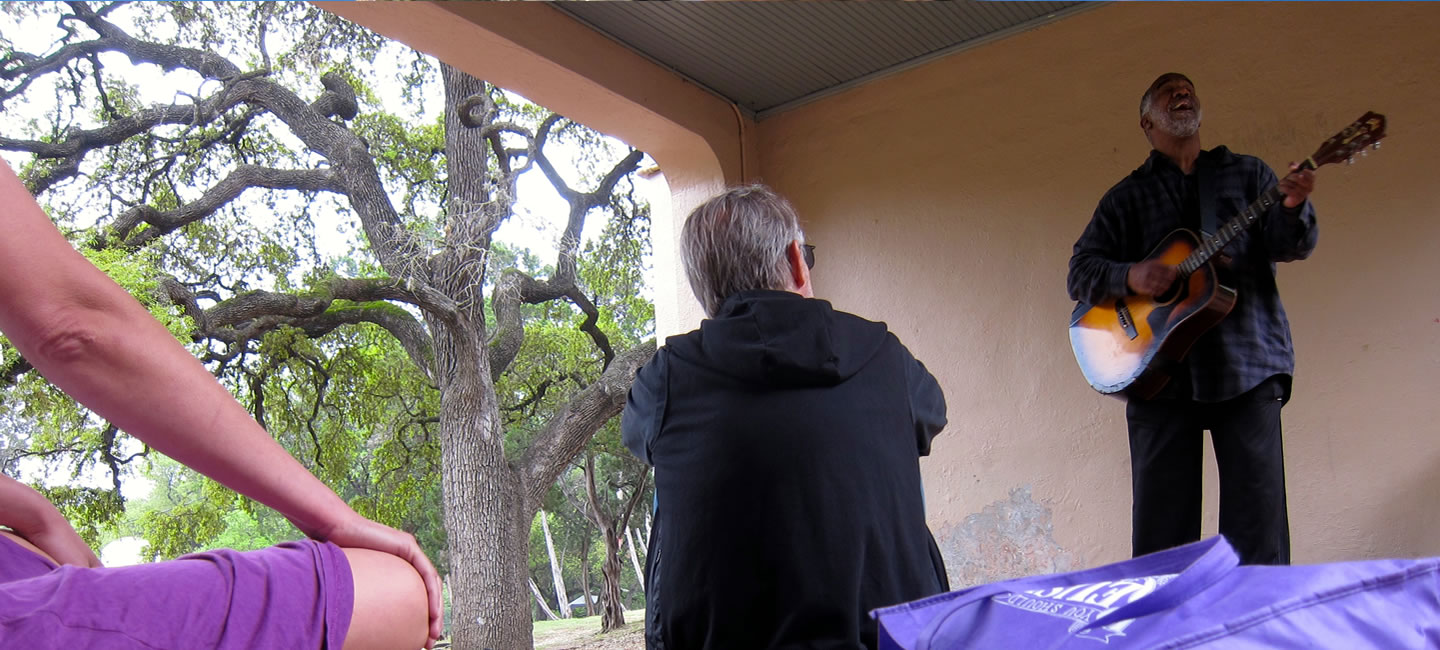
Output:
(1361, 149), (1368, 157)
(1372, 142), (1381, 150)
(1347, 156), (1355, 165)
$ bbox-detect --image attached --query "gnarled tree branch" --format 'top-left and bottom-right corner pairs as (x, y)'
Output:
(487, 272), (614, 383)
(161, 280), (437, 382)
(519, 339), (656, 512)
(485, 145), (644, 379)
(311, 71), (358, 121)
(502, 373), (584, 417)
(112, 165), (342, 245)
(6, 3), (454, 325)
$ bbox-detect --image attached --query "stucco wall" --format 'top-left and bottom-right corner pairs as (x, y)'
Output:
(755, 2), (1440, 580)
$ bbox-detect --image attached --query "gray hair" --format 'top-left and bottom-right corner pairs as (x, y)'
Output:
(680, 184), (805, 318)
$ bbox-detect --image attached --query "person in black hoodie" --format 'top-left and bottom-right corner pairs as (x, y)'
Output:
(622, 184), (950, 650)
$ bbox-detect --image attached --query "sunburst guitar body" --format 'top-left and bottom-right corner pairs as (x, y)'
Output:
(1070, 230), (1234, 399)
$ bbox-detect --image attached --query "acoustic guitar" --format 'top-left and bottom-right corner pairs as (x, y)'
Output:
(1069, 112), (1387, 400)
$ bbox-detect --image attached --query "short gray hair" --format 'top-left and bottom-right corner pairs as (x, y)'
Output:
(680, 184), (805, 318)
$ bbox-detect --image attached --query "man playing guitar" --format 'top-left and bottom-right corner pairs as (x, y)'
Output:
(1066, 73), (1318, 566)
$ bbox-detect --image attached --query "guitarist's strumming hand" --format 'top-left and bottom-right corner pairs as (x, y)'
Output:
(1127, 259), (1178, 296)
(1279, 162), (1317, 209)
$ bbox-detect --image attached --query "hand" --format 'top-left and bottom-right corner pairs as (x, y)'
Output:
(317, 513), (444, 647)
(1126, 260), (1178, 296)
(21, 523), (104, 568)
(1278, 162), (1316, 209)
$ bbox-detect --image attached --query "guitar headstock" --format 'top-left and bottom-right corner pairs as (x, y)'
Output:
(1308, 112), (1387, 169)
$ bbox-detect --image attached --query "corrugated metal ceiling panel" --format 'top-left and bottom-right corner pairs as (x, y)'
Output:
(553, 2), (1090, 118)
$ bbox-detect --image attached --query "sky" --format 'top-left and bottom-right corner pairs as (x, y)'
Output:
(0, 4), (667, 566)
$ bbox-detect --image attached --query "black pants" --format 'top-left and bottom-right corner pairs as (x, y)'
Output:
(1126, 375), (1290, 565)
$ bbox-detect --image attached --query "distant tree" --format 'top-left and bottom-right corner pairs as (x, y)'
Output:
(582, 441), (650, 632)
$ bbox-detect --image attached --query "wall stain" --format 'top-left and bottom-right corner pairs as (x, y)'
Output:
(934, 486), (1075, 588)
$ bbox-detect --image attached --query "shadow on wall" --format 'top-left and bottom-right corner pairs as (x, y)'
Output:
(935, 486), (1077, 588)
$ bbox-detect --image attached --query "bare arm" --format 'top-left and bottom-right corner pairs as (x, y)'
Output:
(0, 160), (348, 537)
(0, 473), (101, 567)
(0, 161), (442, 645)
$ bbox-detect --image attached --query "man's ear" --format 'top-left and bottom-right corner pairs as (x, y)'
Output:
(785, 239), (812, 298)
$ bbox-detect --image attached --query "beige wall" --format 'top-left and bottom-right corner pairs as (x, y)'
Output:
(325, 2), (1440, 583)
(756, 2), (1440, 577)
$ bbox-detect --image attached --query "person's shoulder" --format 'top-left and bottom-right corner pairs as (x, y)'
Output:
(1104, 174), (1141, 200)
(662, 327), (700, 348)
(660, 322), (707, 358)
(830, 306), (916, 356)
(825, 304), (907, 347)
(1209, 145), (1262, 168)
(1103, 151), (1162, 197)
(1209, 146), (1279, 185)
(1099, 169), (1151, 209)
(828, 303), (890, 333)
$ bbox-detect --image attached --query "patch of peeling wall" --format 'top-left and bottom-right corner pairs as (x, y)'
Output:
(935, 486), (1077, 588)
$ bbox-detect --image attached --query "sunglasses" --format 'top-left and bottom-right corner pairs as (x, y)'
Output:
(802, 244), (815, 269)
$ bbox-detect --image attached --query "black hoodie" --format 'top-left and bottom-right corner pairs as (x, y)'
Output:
(622, 290), (949, 649)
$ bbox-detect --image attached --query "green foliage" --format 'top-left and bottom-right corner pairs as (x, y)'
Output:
(31, 483), (124, 548)
(208, 507), (287, 552)
(580, 183), (655, 345)
(111, 458), (241, 559)
(353, 112), (447, 220)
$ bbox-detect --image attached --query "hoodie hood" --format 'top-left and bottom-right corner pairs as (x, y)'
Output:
(664, 290), (890, 388)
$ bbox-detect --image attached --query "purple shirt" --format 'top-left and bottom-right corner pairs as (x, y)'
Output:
(0, 534), (353, 648)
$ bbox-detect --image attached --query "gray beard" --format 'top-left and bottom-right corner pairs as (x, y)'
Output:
(1149, 106), (1202, 138)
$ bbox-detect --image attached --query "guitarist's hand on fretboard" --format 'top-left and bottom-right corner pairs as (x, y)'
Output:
(1279, 162), (1317, 209)
(1127, 259), (1179, 296)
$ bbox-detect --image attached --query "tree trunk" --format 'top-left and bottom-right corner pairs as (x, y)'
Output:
(583, 452), (629, 633)
(436, 322), (533, 650)
(540, 509), (571, 618)
(440, 418), (531, 648)
(598, 521), (626, 631)
(430, 60), (650, 648)
(579, 517), (595, 618)
(528, 578), (558, 621)
(625, 525), (645, 592)
(633, 522), (649, 557)
(433, 62), (538, 650)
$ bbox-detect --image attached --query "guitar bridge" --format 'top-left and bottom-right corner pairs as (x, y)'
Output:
(1114, 299), (1139, 340)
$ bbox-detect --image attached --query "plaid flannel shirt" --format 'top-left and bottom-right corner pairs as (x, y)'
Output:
(1067, 146), (1319, 403)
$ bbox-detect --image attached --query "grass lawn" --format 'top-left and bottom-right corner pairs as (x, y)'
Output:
(532, 609), (646, 649)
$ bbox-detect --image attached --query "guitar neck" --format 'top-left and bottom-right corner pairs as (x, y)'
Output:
(1178, 157), (1315, 275)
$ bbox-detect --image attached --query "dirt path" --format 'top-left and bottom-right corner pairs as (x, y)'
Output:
(541, 625), (644, 649)
(532, 612), (645, 650)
